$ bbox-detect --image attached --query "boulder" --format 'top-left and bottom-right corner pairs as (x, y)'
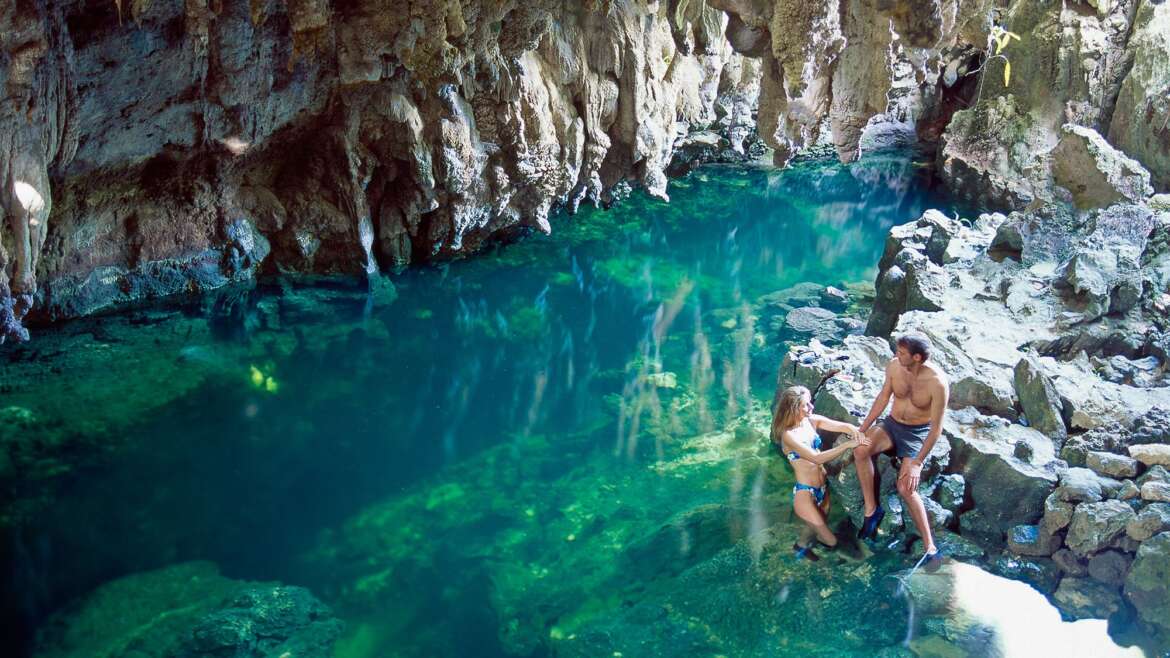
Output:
(1085, 451), (1139, 479)
(945, 414), (1059, 541)
(1126, 503), (1170, 541)
(1054, 467), (1107, 503)
(1051, 124), (1154, 209)
(1129, 444), (1170, 469)
(1007, 524), (1062, 557)
(1087, 550), (1132, 587)
(1124, 531), (1170, 634)
(1053, 577), (1123, 621)
(782, 306), (842, 342)
(1066, 500), (1137, 557)
(1141, 481), (1170, 502)
(1014, 355), (1067, 442)
(865, 265), (906, 336)
(1138, 465), (1170, 487)
(1041, 492), (1076, 536)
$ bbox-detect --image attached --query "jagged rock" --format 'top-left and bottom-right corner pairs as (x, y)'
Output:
(1054, 204), (1158, 322)
(1127, 503), (1170, 542)
(1051, 124), (1154, 209)
(1086, 451), (1139, 479)
(1041, 492), (1076, 536)
(1066, 500), (1137, 557)
(865, 265), (907, 337)
(1142, 481), (1170, 503)
(1087, 550), (1132, 587)
(1130, 444), (1170, 468)
(1125, 531), (1170, 635)
(937, 95), (1047, 210)
(1061, 423), (1129, 467)
(1014, 355), (1067, 442)
(1054, 577), (1123, 621)
(929, 473), (966, 513)
(1007, 524), (1062, 557)
(988, 206), (1079, 267)
(933, 530), (986, 561)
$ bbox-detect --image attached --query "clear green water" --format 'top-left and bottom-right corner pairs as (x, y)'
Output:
(0, 156), (1145, 657)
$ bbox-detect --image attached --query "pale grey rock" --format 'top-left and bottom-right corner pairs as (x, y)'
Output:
(1066, 499), (1137, 557)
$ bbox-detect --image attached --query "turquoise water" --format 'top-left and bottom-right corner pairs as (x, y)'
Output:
(0, 155), (1143, 656)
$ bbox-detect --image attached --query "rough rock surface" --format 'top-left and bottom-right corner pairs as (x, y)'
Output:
(1125, 531), (1170, 635)
(937, 0), (1170, 209)
(1066, 499), (1136, 557)
(1051, 124), (1154, 210)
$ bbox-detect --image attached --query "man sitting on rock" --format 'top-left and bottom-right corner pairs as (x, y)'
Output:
(852, 331), (949, 569)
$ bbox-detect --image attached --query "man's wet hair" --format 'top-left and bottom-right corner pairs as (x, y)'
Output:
(896, 332), (932, 361)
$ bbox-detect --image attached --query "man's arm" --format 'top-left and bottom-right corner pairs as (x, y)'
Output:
(858, 361), (895, 432)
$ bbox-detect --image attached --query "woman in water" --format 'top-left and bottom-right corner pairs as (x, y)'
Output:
(772, 385), (866, 560)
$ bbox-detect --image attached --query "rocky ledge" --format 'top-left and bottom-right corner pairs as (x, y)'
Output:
(779, 139), (1170, 648)
(4, 0), (1168, 344)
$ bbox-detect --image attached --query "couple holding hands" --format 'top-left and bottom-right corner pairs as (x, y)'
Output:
(771, 332), (948, 566)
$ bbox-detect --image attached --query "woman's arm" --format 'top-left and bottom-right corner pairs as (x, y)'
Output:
(809, 414), (861, 437)
(781, 429), (859, 466)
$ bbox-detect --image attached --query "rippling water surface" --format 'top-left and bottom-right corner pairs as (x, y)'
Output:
(2, 155), (1145, 657)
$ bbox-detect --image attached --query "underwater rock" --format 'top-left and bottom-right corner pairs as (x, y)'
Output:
(31, 562), (340, 658)
(179, 586), (343, 658)
(1053, 577), (1123, 621)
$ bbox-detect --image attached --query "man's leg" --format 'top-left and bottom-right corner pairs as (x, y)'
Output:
(854, 425), (893, 516)
(897, 469), (936, 554)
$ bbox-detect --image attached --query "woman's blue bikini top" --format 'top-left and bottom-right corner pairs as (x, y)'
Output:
(787, 435), (821, 461)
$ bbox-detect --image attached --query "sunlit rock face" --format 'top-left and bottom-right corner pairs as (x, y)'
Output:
(937, 0), (1170, 210)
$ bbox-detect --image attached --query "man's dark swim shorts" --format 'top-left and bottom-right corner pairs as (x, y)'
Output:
(879, 416), (931, 459)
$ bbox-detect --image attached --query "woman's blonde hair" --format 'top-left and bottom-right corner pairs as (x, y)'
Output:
(771, 385), (811, 444)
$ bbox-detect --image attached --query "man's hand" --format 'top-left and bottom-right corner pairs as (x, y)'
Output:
(899, 459), (923, 491)
(854, 427), (871, 447)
